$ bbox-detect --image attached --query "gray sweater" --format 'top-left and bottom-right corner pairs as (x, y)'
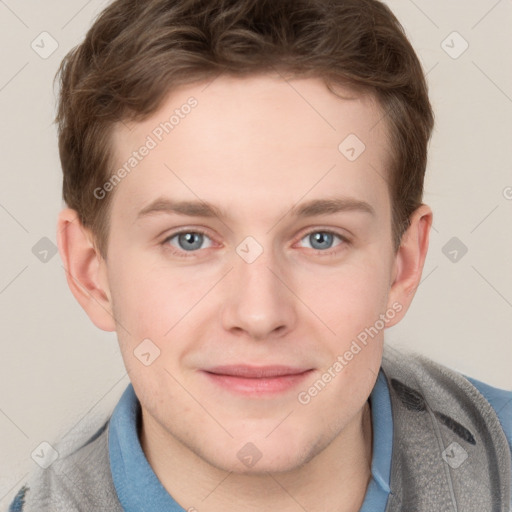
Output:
(8, 346), (512, 511)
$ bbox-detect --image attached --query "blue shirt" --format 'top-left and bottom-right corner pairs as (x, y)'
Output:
(108, 370), (512, 511)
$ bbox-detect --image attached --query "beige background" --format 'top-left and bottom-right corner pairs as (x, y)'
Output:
(1, 0), (511, 506)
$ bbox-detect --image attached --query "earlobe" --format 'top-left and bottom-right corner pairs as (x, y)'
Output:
(56, 208), (116, 332)
(386, 204), (433, 327)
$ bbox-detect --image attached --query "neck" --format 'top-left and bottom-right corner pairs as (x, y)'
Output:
(140, 401), (373, 512)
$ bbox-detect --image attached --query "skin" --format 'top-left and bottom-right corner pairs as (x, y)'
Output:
(57, 73), (432, 512)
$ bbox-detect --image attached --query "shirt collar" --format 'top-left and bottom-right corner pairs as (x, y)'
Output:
(359, 369), (393, 511)
(108, 384), (184, 511)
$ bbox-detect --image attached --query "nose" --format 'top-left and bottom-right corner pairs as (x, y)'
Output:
(220, 245), (297, 341)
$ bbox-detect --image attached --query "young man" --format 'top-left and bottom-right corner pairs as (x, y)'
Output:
(9, 0), (511, 510)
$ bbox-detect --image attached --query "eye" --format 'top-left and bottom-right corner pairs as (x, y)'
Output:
(163, 229), (213, 255)
(298, 230), (347, 253)
(161, 228), (349, 258)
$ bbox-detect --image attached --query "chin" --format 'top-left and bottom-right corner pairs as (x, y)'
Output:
(201, 431), (325, 475)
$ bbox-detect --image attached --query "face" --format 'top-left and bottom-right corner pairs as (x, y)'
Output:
(103, 74), (399, 473)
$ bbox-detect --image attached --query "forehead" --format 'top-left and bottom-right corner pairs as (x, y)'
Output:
(108, 73), (392, 224)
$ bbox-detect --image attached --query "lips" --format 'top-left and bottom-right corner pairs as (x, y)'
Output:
(201, 365), (314, 395)
(205, 365), (310, 378)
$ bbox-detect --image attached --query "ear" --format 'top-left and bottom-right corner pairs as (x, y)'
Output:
(385, 204), (433, 327)
(56, 208), (116, 332)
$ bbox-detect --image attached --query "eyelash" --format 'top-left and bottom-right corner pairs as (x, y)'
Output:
(161, 228), (350, 258)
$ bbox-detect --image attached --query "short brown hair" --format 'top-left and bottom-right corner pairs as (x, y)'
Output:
(55, 0), (434, 258)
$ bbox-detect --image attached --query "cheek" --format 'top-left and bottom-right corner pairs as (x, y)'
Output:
(301, 257), (391, 338)
(109, 256), (201, 337)
(297, 262), (388, 416)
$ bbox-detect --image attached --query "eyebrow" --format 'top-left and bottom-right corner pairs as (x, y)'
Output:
(136, 196), (375, 221)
